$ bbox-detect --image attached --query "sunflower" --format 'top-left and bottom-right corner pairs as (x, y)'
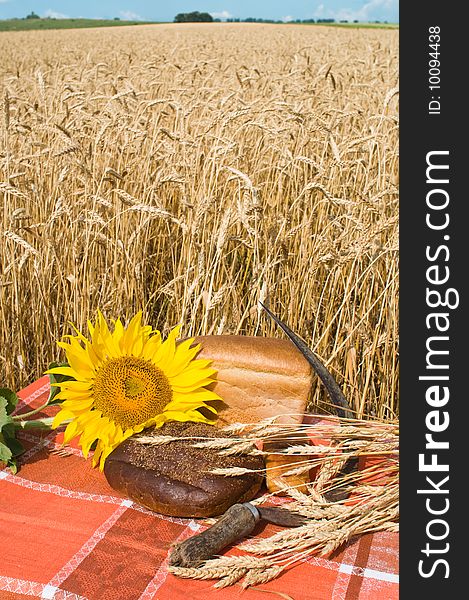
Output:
(48, 311), (220, 469)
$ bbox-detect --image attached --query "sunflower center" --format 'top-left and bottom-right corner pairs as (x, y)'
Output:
(124, 376), (146, 397)
(92, 356), (172, 430)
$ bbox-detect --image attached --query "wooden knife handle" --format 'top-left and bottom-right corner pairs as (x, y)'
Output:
(169, 503), (259, 567)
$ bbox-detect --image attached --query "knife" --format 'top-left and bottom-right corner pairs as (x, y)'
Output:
(259, 301), (353, 419)
(169, 502), (307, 568)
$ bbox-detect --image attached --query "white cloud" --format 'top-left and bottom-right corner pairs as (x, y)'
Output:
(314, 4), (325, 16)
(43, 9), (69, 19)
(210, 10), (233, 20)
(313, 0), (397, 22)
(120, 10), (143, 21)
(282, 15), (295, 23)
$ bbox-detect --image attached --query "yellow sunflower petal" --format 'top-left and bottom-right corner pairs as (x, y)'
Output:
(172, 389), (222, 403)
(63, 425), (79, 446)
(52, 390), (89, 402)
(163, 339), (200, 377)
(109, 420), (124, 445)
(170, 360), (216, 383)
(171, 379), (217, 394)
(57, 342), (95, 378)
(63, 419), (81, 444)
(79, 414), (113, 458)
(67, 321), (90, 344)
(120, 311), (144, 355)
(52, 390), (93, 403)
(152, 324), (181, 370)
(61, 398), (94, 411)
(162, 409), (216, 425)
(112, 318), (125, 345)
(181, 358), (213, 371)
(52, 408), (75, 429)
(95, 424), (129, 470)
(87, 319), (95, 337)
(52, 380), (92, 392)
(98, 444), (118, 471)
(169, 366), (217, 388)
(91, 439), (105, 468)
(68, 411), (102, 438)
(164, 398), (218, 413)
(96, 311), (121, 358)
(80, 430), (98, 459)
(149, 413), (168, 428)
(63, 334), (95, 361)
(141, 332), (162, 361)
(45, 365), (80, 378)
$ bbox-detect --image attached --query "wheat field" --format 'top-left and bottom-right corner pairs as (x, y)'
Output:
(0, 24), (399, 419)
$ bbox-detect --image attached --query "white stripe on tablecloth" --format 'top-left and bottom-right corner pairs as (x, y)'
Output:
(46, 501), (130, 588)
(15, 381), (50, 410)
(331, 532), (360, 600)
(20, 431), (85, 458)
(0, 574), (46, 597)
(1, 470), (125, 505)
(363, 567), (399, 583)
(0, 574), (86, 599)
(1, 467), (195, 526)
(138, 520), (203, 599)
(339, 562), (399, 583)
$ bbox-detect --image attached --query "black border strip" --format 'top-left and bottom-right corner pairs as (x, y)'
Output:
(400, 2), (464, 594)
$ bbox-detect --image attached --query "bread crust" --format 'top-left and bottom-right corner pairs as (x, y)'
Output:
(195, 335), (311, 377)
(194, 335), (313, 426)
(193, 336), (315, 494)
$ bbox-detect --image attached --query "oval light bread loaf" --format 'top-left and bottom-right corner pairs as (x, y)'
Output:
(194, 335), (314, 494)
(194, 335), (313, 426)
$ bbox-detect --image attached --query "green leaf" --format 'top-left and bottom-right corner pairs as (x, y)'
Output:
(1, 422), (16, 438)
(18, 417), (54, 429)
(0, 397), (13, 429)
(1, 422), (24, 456)
(7, 458), (18, 474)
(0, 388), (19, 414)
(5, 436), (24, 457)
(47, 361), (74, 405)
(0, 423), (25, 471)
(0, 439), (13, 463)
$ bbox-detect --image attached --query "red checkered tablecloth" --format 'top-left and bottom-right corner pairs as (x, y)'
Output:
(0, 377), (399, 599)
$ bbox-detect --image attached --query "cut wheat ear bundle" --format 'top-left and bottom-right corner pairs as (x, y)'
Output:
(158, 415), (398, 588)
(137, 305), (398, 589)
(136, 416), (398, 506)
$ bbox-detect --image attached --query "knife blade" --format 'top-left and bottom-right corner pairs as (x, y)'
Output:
(169, 502), (307, 568)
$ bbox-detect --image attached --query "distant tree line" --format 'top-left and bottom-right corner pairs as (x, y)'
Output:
(173, 14), (388, 24)
(240, 18), (338, 23)
(173, 13), (338, 23)
(174, 11), (213, 23)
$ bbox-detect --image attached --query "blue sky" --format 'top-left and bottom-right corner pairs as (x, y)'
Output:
(0, 1), (399, 22)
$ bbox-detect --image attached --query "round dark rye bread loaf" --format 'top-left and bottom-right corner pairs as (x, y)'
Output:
(104, 422), (264, 517)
